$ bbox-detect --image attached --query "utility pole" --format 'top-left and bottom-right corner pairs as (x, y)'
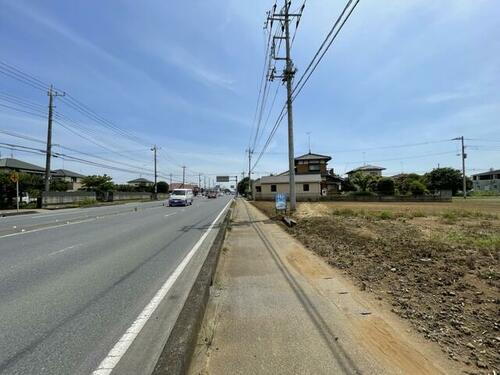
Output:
(306, 132), (311, 154)
(198, 173), (201, 191)
(182, 166), (186, 187)
(453, 136), (467, 199)
(247, 148), (253, 198)
(151, 145), (158, 198)
(44, 85), (65, 193)
(268, 2), (301, 210)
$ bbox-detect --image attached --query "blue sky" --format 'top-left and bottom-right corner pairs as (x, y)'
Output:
(0, 0), (499, 184)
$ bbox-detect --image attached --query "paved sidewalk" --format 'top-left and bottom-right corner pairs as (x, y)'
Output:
(190, 199), (455, 375)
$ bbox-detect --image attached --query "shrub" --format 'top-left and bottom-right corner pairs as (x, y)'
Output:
(376, 177), (395, 195)
(409, 180), (427, 195)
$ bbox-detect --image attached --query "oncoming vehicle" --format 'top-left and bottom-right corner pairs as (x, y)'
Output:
(168, 189), (194, 206)
(207, 190), (217, 199)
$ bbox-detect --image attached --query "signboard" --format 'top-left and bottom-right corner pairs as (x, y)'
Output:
(275, 193), (287, 211)
(9, 172), (19, 183)
(216, 176), (229, 182)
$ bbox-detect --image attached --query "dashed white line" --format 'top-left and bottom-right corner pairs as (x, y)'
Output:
(92, 199), (232, 375)
(164, 212), (178, 217)
(48, 244), (82, 257)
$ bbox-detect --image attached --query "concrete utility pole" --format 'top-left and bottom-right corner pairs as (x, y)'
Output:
(44, 85), (65, 193)
(269, 2), (300, 210)
(247, 148), (253, 198)
(198, 173), (201, 190)
(453, 136), (467, 199)
(182, 166), (186, 187)
(151, 145), (158, 198)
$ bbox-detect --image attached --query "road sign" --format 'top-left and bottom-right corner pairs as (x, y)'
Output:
(216, 176), (229, 182)
(275, 193), (287, 211)
(9, 172), (19, 183)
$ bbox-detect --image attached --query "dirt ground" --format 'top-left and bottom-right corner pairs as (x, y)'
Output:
(252, 199), (500, 374)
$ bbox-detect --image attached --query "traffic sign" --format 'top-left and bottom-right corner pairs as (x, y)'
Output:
(216, 176), (229, 182)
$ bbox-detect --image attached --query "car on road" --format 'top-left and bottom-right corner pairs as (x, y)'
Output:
(168, 189), (194, 206)
(207, 190), (217, 199)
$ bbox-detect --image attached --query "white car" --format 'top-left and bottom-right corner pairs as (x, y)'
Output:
(168, 189), (194, 207)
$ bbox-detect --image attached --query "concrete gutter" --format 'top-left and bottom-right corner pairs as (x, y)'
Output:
(151, 204), (232, 375)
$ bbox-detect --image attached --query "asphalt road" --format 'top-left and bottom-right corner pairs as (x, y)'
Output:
(0, 195), (232, 375)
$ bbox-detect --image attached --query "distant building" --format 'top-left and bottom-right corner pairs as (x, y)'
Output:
(253, 174), (322, 201)
(346, 165), (386, 177)
(472, 169), (500, 192)
(0, 158), (45, 175)
(169, 183), (196, 191)
(52, 169), (86, 191)
(127, 178), (154, 187)
(253, 151), (343, 200)
(0, 159), (85, 191)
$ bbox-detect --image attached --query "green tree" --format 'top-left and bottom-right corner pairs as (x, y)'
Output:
(393, 173), (425, 195)
(424, 168), (464, 195)
(81, 175), (114, 194)
(408, 180), (427, 195)
(50, 179), (71, 192)
(237, 177), (249, 196)
(376, 177), (395, 195)
(350, 172), (375, 193)
(157, 181), (169, 193)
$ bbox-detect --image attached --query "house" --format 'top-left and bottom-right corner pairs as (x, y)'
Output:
(127, 178), (154, 187)
(0, 158), (46, 175)
(472, 169), (500, 192)
(346, 164), (386, 177)
(253, 174), (322, 201)
(294, 152), (342, 194)
(252, 151), (343, 201)
(52, 169), (86, 191)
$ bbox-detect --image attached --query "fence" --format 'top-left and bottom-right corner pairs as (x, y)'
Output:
(42, 191), (96, 208)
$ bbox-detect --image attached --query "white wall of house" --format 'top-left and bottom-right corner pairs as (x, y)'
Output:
(253, 181), (321, 200)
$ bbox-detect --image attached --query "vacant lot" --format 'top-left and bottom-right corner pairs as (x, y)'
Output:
(252, 199), (500, 374)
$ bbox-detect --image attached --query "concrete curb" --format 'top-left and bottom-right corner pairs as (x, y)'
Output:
(0, 210), (38, 217)
(151, 205), (232, 375)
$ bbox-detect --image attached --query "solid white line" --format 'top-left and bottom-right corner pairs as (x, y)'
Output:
(0, 218), (97, 239)
(92, 199), (232, 375)
(164, 212), (178, 217)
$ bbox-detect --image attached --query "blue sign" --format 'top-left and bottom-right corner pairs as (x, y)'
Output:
(275, 193), (287, 211)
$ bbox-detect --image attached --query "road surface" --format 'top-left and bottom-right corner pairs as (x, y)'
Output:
(0, 195), (232, 375)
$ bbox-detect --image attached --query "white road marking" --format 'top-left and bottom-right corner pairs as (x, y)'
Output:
(92, 199), (232, 375)
(164, 212), (178, 217)
(48, 244), (82, 257)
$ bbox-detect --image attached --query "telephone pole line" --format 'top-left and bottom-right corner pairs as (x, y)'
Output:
(453, 136), (467, 199)
(151, 145), (158, 198)
(44, 85), (65, 193)
(268, 1), (301, 210)
(247, 148), (253, 197)
(198, 173), (201, 190)
(182, 166), (186, 187)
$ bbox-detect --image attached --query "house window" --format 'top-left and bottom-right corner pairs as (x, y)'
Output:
(256, 186), (262, 193)
(303, 184), (309, 192)
(271, 184), (277, 192)
(308, 164), (320, 171)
